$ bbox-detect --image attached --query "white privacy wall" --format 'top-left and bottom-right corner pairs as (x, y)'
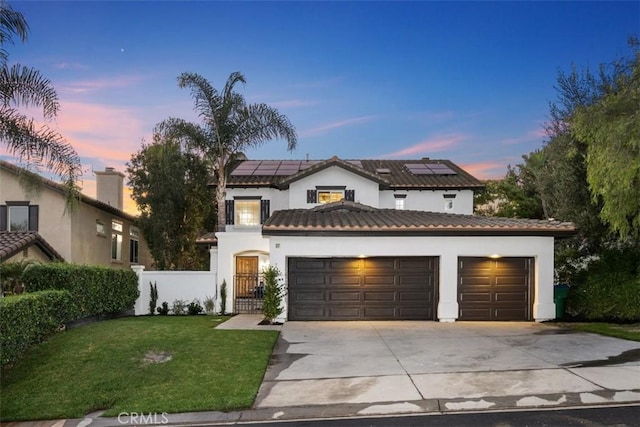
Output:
(132, 267), (217, 315)
(267, 234), (556, 323)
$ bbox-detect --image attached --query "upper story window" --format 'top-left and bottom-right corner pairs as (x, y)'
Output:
(96, 220), (106, 236)
(307, 187), (354, 204)
(111, 220), (123, 261)
(129, 227), (139, 264)
(394, 194), (406, 210)
(0, 203), (39, 231)
(444, 194), (456, 212)
(225, 198), (270, 227)
(318, 190), (343, 204)
(235, 200), (261, 226)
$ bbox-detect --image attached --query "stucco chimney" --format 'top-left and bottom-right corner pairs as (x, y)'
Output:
(95, 167), (124, 210)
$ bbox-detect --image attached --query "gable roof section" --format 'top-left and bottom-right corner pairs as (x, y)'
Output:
(262, 201), (576, 237)
(0, 160), (136, 222)
(226, 157), (484, 190)
(278, 156), (389, 188)
(0, 231), (64, 261)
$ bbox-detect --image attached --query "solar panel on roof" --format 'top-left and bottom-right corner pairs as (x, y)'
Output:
(347, 160), (363, 167)
(427, 163), (450, 168)
(431, 168), (456, 175)
(411, 169), (435, 175)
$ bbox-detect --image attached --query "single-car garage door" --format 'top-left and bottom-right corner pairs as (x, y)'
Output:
(288, 257), (438, 320)
(458, 257), (533, 321)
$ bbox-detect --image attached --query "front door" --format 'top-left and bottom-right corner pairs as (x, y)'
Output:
(235, 256), (260, 313)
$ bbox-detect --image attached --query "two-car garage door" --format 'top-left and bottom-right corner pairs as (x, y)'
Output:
(288, 257), (438, 320)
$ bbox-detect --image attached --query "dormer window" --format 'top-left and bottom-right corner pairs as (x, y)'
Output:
(318, 190), (343, 204)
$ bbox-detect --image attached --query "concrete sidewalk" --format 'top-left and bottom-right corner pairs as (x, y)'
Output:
(2, 318), (639, 426)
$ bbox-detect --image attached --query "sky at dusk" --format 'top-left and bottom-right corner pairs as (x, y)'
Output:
(2, 1), (639, 214)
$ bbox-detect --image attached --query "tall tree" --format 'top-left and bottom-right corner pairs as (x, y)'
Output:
(127, 131), (214, 270)
(570, 41), (640, 239)
(159, 72), (297, 231)
(0, 2), (81, 207)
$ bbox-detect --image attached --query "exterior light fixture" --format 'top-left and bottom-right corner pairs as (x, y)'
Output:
(489, 254), (501, 259)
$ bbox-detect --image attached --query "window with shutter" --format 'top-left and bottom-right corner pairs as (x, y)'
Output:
(307, 189), (317, 203)
(260, 200), (270, 224)
(345, 189), (355, 202)
(225, 200), (235, 224)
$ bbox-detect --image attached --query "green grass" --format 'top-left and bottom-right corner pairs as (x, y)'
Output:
(567, 322), (640, 342)
(0, 316), (279, 421)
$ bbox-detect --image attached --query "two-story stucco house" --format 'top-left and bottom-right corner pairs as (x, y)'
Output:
(211, 156), (574, 323)
(0, 160), (151, 268)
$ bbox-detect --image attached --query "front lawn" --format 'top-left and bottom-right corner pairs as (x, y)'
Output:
(566, 322), (640, 342)
(0, 316), (279, 421)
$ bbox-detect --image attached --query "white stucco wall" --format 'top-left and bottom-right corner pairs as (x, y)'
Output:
(215, 231), (270, 313)
(288, 167), (381, 208)
(379, 189), (474, 214)
(267, 234), (556, 323)
(132, 267), (216, 315)
(226, 187), (289, 212)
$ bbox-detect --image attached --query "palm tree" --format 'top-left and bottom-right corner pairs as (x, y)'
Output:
(0, 2), (81, 208)
(158, 72), (297, 231)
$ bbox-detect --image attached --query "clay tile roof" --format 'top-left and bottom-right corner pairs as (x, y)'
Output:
(226, 157), (484, 190)
(0, 231), (64, 261)
(262, 202), (576, 237)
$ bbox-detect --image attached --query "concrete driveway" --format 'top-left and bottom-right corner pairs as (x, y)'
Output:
(255, 321), (640, 412)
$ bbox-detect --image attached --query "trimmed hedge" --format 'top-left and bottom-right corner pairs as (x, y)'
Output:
(22, 264), (139, 320)
(0, 290), (73, 367)
(566, 248), (640, 322)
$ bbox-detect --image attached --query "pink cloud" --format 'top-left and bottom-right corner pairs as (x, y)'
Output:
(53, 62), (89, 70)
(59, 75), (145, 94)
(301, 115), (377, 137)
(459, 161), (507, 180)
(382, 134), (467, 158)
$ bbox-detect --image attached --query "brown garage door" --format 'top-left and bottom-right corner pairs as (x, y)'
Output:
(458, 257), (533, 321)
(288, 257), (438, 320)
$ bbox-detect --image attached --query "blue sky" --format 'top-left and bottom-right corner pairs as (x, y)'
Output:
(5, 1), (639, 211)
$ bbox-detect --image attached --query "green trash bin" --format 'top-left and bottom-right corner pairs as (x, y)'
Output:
(554, 284), (570, 319)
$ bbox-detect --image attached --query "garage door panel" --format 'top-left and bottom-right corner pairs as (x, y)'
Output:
(292, 259), (328, 271)
(329, 307), (362, 318)
(494, 291), (528, 302)
(459, 307), (492, 320)
(459, 291), (492, 302)
(291, 290), (325, 302)
(460, 276), (492, 286)
(330, 275), (361, 285)
(458, 257), (533, 321)
(363, 291), (396, 302)
(329, 291), (361, 302)
(494, 308), (528, 321)
(288, 257), (438, 320)
(363, 275), (396, 286)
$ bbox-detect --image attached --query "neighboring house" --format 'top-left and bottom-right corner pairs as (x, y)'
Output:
(0, 230), (64, 263)
(212, 156), (575, 323)
(0, 160), (151, 269)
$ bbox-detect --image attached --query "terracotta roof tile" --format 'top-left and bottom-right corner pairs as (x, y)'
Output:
(262, 201), (576, 237)
(0, 231), (64, 261)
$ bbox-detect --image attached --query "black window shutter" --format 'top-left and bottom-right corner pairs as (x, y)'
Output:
(0, 205), (6, 231)
(225, 200), (234, 224)
(28, 205), (39, 231)
(260, 200), (270, 224)
(345, 189), (355, 202)
(307, 189), (317, 203)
